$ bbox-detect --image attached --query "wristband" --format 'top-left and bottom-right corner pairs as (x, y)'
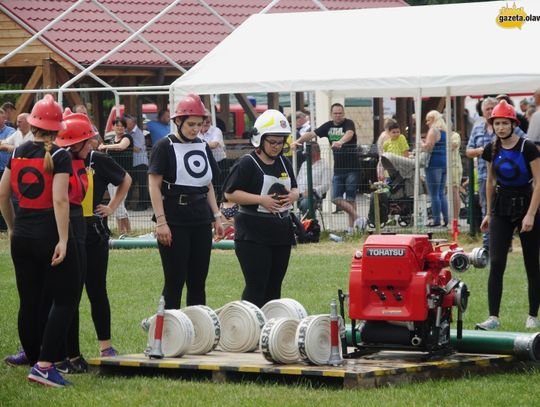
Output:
(156, 214), (165, 219)
(156, 223), (168, 228)
(213, 212), (222, 219)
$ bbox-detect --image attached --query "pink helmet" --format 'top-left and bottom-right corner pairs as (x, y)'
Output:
(27, 94), (66, 131)
(172, 94), (206, 119)
(55, 108), (96, 147)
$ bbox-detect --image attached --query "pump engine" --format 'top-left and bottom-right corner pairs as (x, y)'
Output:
(343, 234), (487, 356)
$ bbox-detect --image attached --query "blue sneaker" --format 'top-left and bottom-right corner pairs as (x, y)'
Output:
(4, 348), (29, 366)
(100, 347), (118, 357)
(28, 364), (71, 387)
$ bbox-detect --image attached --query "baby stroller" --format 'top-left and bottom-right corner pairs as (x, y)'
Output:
(368, 153), (418, 228)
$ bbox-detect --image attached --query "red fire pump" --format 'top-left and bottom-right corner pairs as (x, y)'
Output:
(339, 234), (488, 357)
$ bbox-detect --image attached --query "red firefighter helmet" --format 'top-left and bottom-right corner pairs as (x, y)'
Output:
(27, 94), (66, 131)
(55, 108), (96, 147)
(488, 100), (520, 125)
(172, 94), (206, 119)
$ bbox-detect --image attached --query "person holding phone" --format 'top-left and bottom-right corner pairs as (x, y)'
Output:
(224, 109), (299, 308)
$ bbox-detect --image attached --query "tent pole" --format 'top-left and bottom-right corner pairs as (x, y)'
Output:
(445, 90), (454, 231)
(291, 92), (297, 174)
(413, 90), (422, 233)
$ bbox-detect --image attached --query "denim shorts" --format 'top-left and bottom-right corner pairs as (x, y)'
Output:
(332, 171), (359, 201)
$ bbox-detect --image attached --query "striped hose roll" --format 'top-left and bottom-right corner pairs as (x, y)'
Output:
(182, 305), (221, 355)
(147, 310), (194, 357)
(296, 315), (331, 365)
(261, 298), (308, 321)
(217, 300), (266, 353)
(260, 317), (300, 364)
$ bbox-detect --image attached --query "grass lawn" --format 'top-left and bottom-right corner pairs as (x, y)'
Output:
(0, 233), (539, 406)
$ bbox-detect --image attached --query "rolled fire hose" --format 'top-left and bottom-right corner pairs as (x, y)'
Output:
(109, 239), (234, 250)
(217, 301), (266, 353)
(296, 315), (331, 365)
(260, 318), (300, 364)
(182, 305), (221, 355)
(345, 325), (540, 361)
(261, 298), (308, 321)
(147, 309), (194, 357)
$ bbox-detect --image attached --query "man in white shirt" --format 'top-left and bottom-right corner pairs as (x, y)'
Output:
(125, 115), (150, 210)
(0, 113), (33, 153)
(198, 112), (227, 201)
(296, 142), (331, 214)
(527, 88), (540, 151)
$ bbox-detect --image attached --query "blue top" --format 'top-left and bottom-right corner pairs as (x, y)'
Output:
(428, 130), (446, 168)
(146, 121), (171, 146)
(467, 122), (526, 181)
(0, 125), (16, 171)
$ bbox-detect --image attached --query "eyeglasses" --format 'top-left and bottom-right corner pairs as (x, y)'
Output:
(265, 140), (285, 147)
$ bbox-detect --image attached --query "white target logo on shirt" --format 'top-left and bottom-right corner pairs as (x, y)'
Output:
(172, 142), (213, 187)
(184, 150), (208, 178)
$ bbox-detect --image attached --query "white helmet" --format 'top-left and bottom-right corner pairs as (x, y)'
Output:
(251, 109), (291, 148)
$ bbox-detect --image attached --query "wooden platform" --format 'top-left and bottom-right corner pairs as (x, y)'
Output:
(88, 350), (524, 389)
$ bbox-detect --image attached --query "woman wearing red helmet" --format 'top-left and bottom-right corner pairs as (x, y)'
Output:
(476, 100), (540, 331)
(148, 94), (223, 309)
(0, 94), (79, 387)
(55, 109), (131, 372)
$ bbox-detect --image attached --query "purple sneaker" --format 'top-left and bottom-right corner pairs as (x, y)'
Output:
(28, 363), (71, 387)
(100, 347), (118, 357)
(4, 348), (29, 367)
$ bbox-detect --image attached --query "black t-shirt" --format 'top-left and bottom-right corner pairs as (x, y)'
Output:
(86, 151), (126, 210)
(223, 152), (297, 245)
(314, 118), (359, 171)
(8, 141), (72, 238)
(105, 134), (133, 173)
(148, 134), (219, 226)
(482, 138), (539, 187)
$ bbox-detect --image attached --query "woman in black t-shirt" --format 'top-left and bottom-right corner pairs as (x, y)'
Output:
(98, 117), (133, 235)
(223, 109), (299, 308)
(475, 100), (540, 331)
(0, 94), (79, 387)
(148, 94), (223, 309)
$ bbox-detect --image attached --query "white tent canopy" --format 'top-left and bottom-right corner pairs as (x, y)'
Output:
(172, 0), (540, 98)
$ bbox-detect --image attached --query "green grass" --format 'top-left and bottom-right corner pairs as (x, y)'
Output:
(1, 235), (539, 406)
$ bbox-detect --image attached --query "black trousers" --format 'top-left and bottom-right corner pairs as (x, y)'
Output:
(85, 231), (112, 340)
(158, 223), (213, 309)
(12, 234), (80, 364)
(488, 212), (540, 317)
(235, 240), (292, 308)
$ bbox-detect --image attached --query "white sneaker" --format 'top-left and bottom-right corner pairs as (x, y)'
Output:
(475, 316), (500, 330)
(526, 316), (539, 329)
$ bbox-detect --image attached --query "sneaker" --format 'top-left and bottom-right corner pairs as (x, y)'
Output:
(526, 316), (539, 329)
(70, 356), (88, 373)
(56, 356), (88, 374)
(4, 348), (29, 367)
(100, 347), (118, 357)
(475, 316), (500, 331)
(28, 363), (71, 387)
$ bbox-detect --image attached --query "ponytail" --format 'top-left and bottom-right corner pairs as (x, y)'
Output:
(490, 137), (501, 181)
(43, 135), (54, 174)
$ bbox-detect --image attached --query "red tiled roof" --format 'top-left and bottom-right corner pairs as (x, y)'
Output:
(0, 0), (408, 68)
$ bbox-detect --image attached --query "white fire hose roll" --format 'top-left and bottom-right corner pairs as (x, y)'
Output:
(182, 305), (221, 355)
(217, 300), (266, 353)
(296, 315), (331, 365)
(261, 298), (308, 321)
(260, 318), (300, 364)
(147, 309), (194, 357)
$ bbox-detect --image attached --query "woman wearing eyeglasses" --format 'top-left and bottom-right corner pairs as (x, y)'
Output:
(223, 109), (299, 308)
